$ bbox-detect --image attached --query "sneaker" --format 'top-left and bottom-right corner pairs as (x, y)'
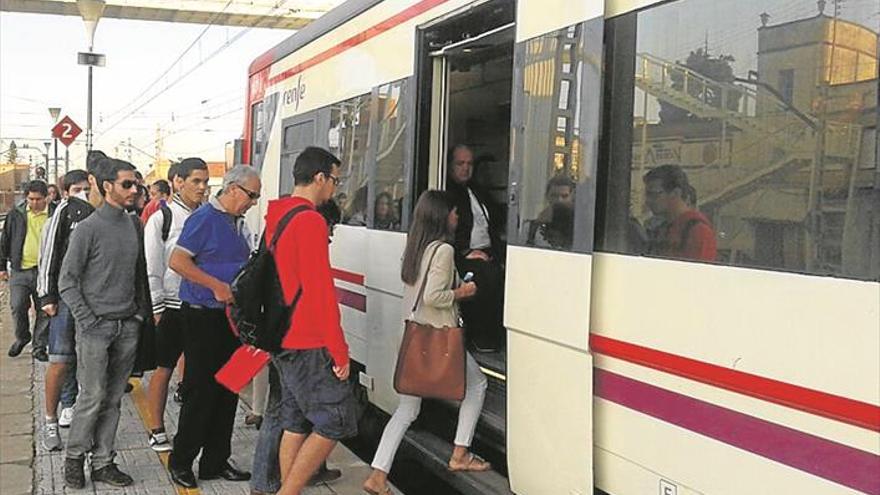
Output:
(91, 463), (134, 487)
(64, 457), (85, 489)
(33, 347), (49, 362)
(42, 422), (62, 451)
(59, 407), (75, 428)
(148, 431), (172, 452)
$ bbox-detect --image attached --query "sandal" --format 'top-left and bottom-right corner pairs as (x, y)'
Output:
(448, 453), (492, 472)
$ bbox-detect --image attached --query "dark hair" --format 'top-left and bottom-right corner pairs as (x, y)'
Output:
(62, 170), (89, 192)
(293, 147), (341, 186)
(25, 180), (49, 197)
(47, 184), (59, 196)
(545, 174), (576, 196)
(317, 198), (342, 230)
(86, 150), (107, 173)
(152, 179), (171, 196)
(96, 158), (136, 196)
(177, 157), (208, 180)
(136, 184), (148, 198)
(167, 162), (180, 182)
(400, 190), (455, 285)
(644, 164), (689, 195)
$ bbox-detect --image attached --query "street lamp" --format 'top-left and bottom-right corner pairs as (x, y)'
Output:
(48, 107), (61, 182)
(77, 0), (106, 155)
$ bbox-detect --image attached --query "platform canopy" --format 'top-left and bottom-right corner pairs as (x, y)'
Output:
(0, 0), (344, 29)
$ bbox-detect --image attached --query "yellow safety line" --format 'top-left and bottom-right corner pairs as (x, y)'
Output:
(128, 378), (202, 495)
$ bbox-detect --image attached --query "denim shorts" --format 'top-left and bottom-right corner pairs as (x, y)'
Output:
(273, 348), (358, 441)
(48, 302), (76, 363)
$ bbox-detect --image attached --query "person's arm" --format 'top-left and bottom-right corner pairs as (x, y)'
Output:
(131, 217), (151, 321)
(144, 211), (167, 317)
(58, 224), (99, 330)
(37, 202), (68, 311)
(422, 244), (458, 308)
(169, 248), (232, 303)
(0, 210), (14, 277)
(293, 213), (349, 369)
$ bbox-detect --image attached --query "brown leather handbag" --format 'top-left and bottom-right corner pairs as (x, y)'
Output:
(393, 245), (466, 401)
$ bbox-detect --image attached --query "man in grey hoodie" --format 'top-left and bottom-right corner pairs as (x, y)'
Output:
(59, 158), (151, 489)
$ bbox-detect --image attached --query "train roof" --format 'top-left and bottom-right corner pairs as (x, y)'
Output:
(248, 0), (384, 76)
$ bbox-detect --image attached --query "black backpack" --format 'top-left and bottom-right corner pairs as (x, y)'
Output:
(228, 205), (310, 352)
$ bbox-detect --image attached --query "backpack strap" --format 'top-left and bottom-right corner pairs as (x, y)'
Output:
(268, 205), (312, 252)
(160, 204), (173, 242)
(679, 217), (706, 252)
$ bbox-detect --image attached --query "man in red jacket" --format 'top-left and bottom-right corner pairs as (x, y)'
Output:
(644, 164), (717, 262)
(267, 146), (355, 495)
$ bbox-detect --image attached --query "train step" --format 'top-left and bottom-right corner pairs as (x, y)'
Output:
(401, 428), (513, 495)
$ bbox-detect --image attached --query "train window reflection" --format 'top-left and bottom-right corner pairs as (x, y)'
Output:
(598, 0), (879, 280)
(373, 79), (408, 231)
(328, 93), (372, 226)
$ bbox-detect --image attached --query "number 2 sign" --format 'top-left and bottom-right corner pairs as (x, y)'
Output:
(51, 116), (83, 147)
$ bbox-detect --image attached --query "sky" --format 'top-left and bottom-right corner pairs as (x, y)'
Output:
(0, 11), (292, 174)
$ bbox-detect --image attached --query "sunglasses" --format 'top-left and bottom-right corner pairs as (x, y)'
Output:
(236, 183), (261, 200)
(116, 180), (138, 190)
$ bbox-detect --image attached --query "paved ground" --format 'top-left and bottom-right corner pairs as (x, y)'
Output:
(0, 283), (399, 495)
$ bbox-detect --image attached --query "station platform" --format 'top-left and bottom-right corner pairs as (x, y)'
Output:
(0, 288), (401, 495)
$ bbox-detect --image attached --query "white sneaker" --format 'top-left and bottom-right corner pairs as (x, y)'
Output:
(148, 431), (172, 452)
(59, 407), (75, 428)
(43, 422), (62, 451)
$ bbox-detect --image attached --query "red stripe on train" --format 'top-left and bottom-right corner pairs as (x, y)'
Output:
(336, 286), (366, 312)
(266, 0), (450, 87)
(590, 334), (880, 432)
(332, 268), (365, 286)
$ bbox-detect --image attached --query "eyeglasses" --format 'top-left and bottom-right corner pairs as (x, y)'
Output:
(236, 183), (261, 201)
(326, 173), (342, 186)
(117, 180), (138, 190)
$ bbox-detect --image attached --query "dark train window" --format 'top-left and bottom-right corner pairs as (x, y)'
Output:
(597, 0), (879, 280)
(372, 79), (409, 231)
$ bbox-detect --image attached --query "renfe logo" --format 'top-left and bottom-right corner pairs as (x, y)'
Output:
(282, 75), (306, 111)
(659, 480), (678, 495)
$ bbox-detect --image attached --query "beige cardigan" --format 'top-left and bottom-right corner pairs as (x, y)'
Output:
(401, 241), (460, 328)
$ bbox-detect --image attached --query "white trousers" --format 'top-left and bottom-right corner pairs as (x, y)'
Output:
(371, 352), (488, 473)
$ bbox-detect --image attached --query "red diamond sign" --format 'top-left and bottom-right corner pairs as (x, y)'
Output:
(51, 116), (82, 147)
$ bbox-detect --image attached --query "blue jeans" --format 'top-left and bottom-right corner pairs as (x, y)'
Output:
(251, 363), (283, 493)
(48, 302), (78, 408)
(65, 317), (139, 470)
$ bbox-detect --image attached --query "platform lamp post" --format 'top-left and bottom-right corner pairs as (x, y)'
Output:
(77, 0), (106, 156)
(48, 107), (61, 183)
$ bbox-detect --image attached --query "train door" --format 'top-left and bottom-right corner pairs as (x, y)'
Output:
(503, 2), (605, 494)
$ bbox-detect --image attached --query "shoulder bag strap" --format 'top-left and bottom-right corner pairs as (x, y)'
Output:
(268, 205), (311, 252)
(411, 242), (443, 314)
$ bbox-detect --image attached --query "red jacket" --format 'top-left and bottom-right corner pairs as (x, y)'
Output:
(265, 196), (349, 367)
(663, 209), (717, 262)
(140, 197), (164, 225)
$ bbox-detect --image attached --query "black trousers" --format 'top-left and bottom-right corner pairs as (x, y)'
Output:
(456, 257), (505, 349)
(170, 306), (239, 472)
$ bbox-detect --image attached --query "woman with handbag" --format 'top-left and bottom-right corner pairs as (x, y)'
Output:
(363, 190), (490, 495)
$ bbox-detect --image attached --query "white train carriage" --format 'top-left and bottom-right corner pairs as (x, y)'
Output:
(241, 0), (880, 493)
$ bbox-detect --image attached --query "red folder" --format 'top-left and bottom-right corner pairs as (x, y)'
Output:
(215, 345), (270, 393)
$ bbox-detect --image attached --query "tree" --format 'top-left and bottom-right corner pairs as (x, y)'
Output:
(659, 48), (742, 124)
(7, 141), (18, 164)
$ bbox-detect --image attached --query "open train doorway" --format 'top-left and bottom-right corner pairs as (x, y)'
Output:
(411, 0), (515, 482)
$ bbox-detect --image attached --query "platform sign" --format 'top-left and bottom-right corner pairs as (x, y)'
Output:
(51, 116), (82, 147)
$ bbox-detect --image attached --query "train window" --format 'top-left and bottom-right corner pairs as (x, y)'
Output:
(510, 20), (603, 253)
(596, 0), (879, 280)
(250, 101), (265, 169)
(328, 93), (372, 226)
(371, 79), (409, 231)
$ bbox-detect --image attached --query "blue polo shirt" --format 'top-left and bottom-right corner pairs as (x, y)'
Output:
(175, 195), (252, 309)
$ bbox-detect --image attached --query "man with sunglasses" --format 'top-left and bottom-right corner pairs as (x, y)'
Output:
(59, 158), (151, 489)
(167, 165), (259, 489)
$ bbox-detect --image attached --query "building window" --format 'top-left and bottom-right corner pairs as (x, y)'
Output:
(596, 0), (879, 280)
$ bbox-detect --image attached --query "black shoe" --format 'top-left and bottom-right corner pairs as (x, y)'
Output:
(33, 347), (49, 362)
(199, 462), (251, 481)
(91, 463), (134, 487)
(64, 457), (85, 489)
(124, 382), (134, 393)
(307, 466), (342, 486)
(7, 340), (29, 358)
(170, 465), (198, 488)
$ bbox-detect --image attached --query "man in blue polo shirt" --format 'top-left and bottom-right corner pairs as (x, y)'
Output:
(167, 165), (260, 489)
